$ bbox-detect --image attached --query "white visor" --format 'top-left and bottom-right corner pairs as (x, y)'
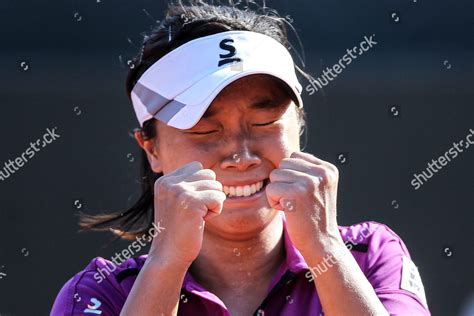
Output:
(131, 30), (303, 129)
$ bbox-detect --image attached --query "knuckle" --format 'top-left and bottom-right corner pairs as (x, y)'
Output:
(154, 176), (163, 190)
(278, 158), (291, 167)
(197, 169), (216, 180)
(269, 168), (279, 181)
(190, 179), (221, 192)
(294, 182), (309, 195)
(290, 152), (300, 158)
(322, 166), (338, 184)
(333, 165), (339, 176)
(169, 182), (184, 195)
(218, 191), (227, 200)
(159, 177), (187, 198)
(327, 163), (339, 176)
(303, 176), (317, 190)
(177, 190), (194, 206)
(190, 161), (204, 170)
(318, 169), (330, 183)
(214, 180), (223, 191)
(154, 176), (167, 195)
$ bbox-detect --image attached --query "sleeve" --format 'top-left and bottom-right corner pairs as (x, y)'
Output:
(363, 222), (431, 316)
(51, 257), (126, 315)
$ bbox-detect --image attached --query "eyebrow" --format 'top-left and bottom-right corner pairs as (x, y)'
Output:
(201, 98), (285, 119)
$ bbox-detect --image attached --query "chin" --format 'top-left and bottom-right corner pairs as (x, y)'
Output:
(205, 205), (279, 237)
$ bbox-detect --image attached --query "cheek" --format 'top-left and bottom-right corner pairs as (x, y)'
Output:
(282, 111), (302, 152)
(258, 107), (301, 159)
(159, 138), (217, 173)
(284, 123), (301, 151)
(273, 116), (301, 154)
(254, 126), (300, 164)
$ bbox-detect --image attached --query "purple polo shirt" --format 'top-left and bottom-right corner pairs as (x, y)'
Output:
(51, 216), (431, 315)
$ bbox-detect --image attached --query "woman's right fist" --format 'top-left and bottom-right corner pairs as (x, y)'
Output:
(149, 161), (226, 266)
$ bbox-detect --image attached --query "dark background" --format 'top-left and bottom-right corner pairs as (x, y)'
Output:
(0, 0), (472, 315)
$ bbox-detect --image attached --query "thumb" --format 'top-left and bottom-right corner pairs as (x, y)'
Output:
(265, 183), (284, 210)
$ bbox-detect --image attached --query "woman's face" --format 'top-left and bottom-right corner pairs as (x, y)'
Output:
(150, 74), (301, 235)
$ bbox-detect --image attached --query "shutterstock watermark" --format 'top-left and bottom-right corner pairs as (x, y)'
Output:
(305, 34), (378, 95)
(0, 127), (61, 181)
(93, 221), (165, 283)
(411, 128), (474, 190)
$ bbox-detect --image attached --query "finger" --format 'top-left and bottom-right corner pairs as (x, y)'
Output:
(265, 182), (296, 211)
(186, 179), (223, 192)
(195, 190), (226, 218)
(270, 160), (318, 182)
(204, 210), (220, 221)
(178, 190), (225, 219)
(281, 155), (338, 178)
(289, 151), (334, 168)
(279, 157), (315, 173)
(169, 161), (204, 178)
(168, 166), (216, 185)
(182, 169), (217, 182)
(273, 163), (328, 186)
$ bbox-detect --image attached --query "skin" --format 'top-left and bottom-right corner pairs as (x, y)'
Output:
(121, 74), (388, 316)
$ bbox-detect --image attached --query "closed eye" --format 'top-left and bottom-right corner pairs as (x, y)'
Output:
(253, 120), (278, 126)
(188, 130), (218, 135)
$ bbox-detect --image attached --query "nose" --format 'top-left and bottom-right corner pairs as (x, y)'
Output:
(220, 140), (261, 171)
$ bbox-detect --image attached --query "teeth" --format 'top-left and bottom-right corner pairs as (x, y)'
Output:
(223, 180), (265, 197)
(251, 183), (256, 192)
(243, 185), (251, 197)
(236, 186), (243, 196)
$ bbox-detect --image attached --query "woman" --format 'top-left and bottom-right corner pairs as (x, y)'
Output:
(51, 1), (431, 315)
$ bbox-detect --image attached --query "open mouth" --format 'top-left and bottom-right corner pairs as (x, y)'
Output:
(222, 178), (270, 198)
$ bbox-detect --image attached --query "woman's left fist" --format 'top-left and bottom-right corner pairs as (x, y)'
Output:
(265, 151), (343, 257)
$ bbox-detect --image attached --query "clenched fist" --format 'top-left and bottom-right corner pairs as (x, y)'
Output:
(265, 151), (343, 259)
(149, 161), (226, 266)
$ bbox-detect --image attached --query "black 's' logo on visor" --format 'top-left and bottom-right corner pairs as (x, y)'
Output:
(218, 39), (242, 67)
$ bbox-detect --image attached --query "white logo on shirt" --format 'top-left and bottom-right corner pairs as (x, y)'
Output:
(400, 255), (428, 307)
(83, 297), (102, 314)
